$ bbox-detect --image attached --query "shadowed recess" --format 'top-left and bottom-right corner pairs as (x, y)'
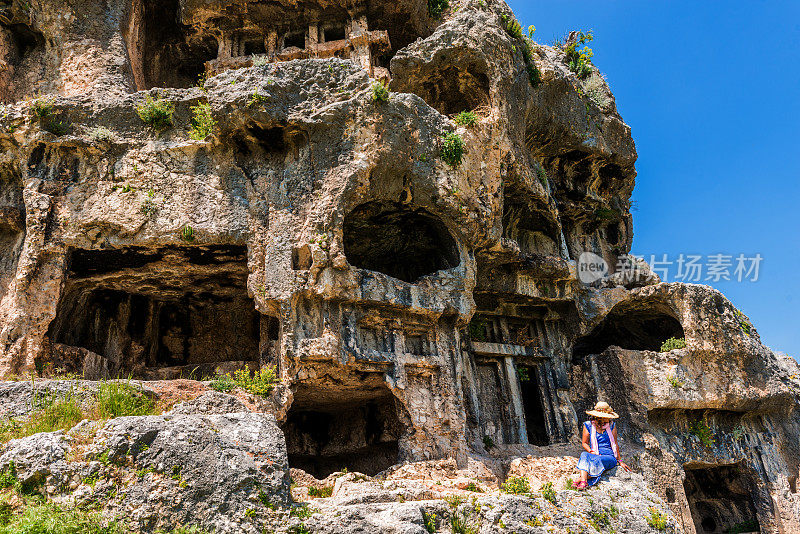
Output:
(46, 246), (265, 379)
(282, 379), (405, 478)
(572, 298), (684, 359)
(343, 201), (459, 283)
(683, 463), (761, 534)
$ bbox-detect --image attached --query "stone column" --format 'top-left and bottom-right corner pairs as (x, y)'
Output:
(348, 15), (372, 73)
(266, 30), (278, 57)
(504, 356), (529, 444)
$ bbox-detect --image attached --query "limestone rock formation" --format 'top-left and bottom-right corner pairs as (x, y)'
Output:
(0, 0), (797, 532)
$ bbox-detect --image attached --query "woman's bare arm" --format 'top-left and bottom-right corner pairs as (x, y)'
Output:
(582, 424), (592, 453)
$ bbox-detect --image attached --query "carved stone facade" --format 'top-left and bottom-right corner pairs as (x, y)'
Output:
(0, 1), (798, 532)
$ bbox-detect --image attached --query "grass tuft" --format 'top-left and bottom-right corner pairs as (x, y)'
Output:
(137, 95), (174, 131)
(95, 381), (156, 419)
(0, 502), (127, 534)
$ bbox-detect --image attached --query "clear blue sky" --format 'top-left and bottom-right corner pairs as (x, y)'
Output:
(506, 1), (800, 359)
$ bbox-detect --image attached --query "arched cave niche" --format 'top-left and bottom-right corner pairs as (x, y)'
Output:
(282, 375), (407, 478)
(343, 201), (459, 283)
(572, 298), (684, 359)
(684, 463), (761, 534)
(45, 246), (268, 379)
(502, 181), (561, 257)
(408, 61), (490, 116)
(126, 0), (218, 90)
(0, 21), (45, 103)
(368, 0), (432, 70)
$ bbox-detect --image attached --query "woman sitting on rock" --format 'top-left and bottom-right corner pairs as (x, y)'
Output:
(575, 401), (630, 490)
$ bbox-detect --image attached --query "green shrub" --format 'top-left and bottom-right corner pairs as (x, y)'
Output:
(0, 499), (10, 528)
(540, 481), (556, 505)
(30, 98), (70, 135)
(0, 502), (127, 534)
(440, 132), (465, 167)
(308, 486), (333, 498)
(453, 111), (477, 127)
(210, 367), (278, 397)
(371, 82), (389, 102)
(209, 374), (236, 393)
(501, 14), (523, 40)
(734, 309), (752, 335)
(189, 102), (216, 141)
(526, 61), (541, 87)
(88, 126), (114, 143)
(428, 0), (449, 18)
(234, 367), (277, 397)
(517, 367), (530, 382)
(660, 337), (686, 352)
(0, 463), (15, 489)
(646, 507), (668, 531)
(688, 419), (715, 447)
(564, 30), (594, 79)
(589, 509), (612, 530)
(290, 504), (313, 519)
(482, 435), (494, 450)
(423, 511), (437, 534)
(30, 96), (55, 120)
(501, 476), (530, 495)
(181, 225), (195, 242)
(247, 91), (267, 108)
(288, 525), (310, 534)
(137, 95), (175, 131)
(95, 381), (156, 418)
(667, 374), (684, 389)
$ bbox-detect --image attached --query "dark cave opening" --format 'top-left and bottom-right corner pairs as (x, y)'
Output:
(417, 64), (490, 116)
(322, 24), (347, 43)
(684, 464), (761, 534)
(282, 381), (404, 478)
(572, 299), (684, 359)
(127, 0), (218, 89)
(46, 246), (264, 378)
(243, 36), (266, 56)
(519, 365), (549, 445)
(0, 21), (45, 103)
(343, 201), (459, 283)
(502, 182), (561, 257)
(283, 31), (306, 51)
(234, 123), (290, 159)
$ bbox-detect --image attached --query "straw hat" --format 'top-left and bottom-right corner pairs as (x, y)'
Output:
(585, 401), (619, 419)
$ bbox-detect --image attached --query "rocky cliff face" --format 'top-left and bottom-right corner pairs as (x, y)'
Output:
(0, 0), (798, 533)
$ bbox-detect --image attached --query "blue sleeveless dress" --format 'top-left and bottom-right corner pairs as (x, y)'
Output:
(577, 421), (618, 486)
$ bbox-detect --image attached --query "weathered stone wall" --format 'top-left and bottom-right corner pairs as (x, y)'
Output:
(0, 0), (797, 532)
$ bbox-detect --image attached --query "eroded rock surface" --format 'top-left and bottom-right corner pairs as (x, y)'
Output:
(0, 0), (797, 532)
